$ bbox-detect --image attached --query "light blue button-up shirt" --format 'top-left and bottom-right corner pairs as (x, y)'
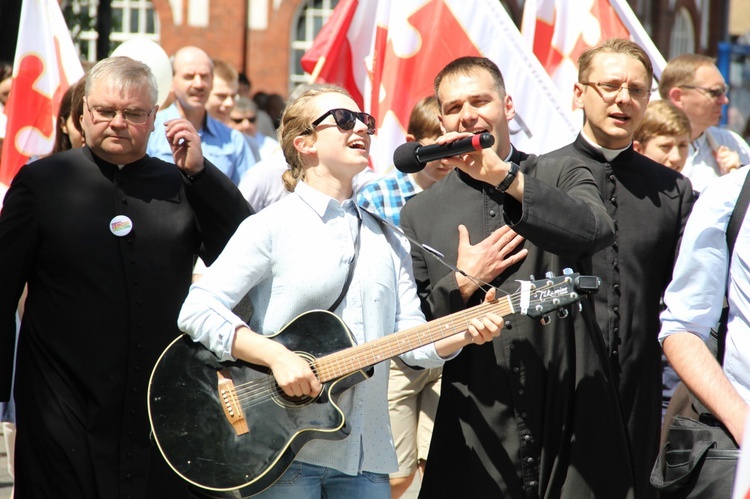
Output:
(684, 127), (750, 193)
(660, 167), (750, 403)
(147, 104), (255, 184)
(178, 181), (450, 475)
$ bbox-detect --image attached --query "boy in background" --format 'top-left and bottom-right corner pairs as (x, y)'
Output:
(633, 100), (692, 173)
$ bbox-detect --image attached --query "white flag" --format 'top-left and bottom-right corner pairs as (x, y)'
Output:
(303, 0), (578, 174)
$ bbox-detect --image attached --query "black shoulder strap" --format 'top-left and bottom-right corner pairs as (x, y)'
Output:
(327, 215), (362, 313)
(726, 171), (750, 255)
(714, 171), (750, 363)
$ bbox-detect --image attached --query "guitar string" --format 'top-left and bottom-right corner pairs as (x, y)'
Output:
(229, 279), (573, 402)
(223, 280), (578, 409)
(229, 278), (572, 404)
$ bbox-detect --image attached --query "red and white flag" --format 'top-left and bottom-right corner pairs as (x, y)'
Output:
(521, 0), (667, 112)
(302, 0), (578, 174)
(0, 0), (84, 193)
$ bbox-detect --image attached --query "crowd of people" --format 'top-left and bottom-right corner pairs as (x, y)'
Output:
(0, 36), (749, 499)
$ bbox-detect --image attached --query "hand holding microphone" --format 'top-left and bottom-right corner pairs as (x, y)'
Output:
(393, 133), (495, 173)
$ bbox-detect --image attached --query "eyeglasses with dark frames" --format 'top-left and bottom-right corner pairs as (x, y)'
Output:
(230, 116), (257, 124)
(312, 108), (376, 135)
(86, 102), (154, 125)
(679, 84), (729, 99)
(580, 81), (651, 100)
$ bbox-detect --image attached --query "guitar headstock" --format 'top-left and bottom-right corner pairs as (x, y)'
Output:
(521, 269), (600, 320)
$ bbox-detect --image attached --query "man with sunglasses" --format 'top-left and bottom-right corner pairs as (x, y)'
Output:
(229, 95), (280, 162)
(0, 56), (252, 498)
(659, 53), (750, 193)
(543, 39), (695, 498)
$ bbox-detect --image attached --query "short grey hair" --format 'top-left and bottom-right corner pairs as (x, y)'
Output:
(86, 56), (158, 107)
(234, 95), (258, 114)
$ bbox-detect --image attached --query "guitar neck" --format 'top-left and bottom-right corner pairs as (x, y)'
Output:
(314, 296), (514, 383)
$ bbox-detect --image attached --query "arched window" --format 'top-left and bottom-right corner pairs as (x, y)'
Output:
(63, 0), (159, 63)
(669, 7), (696, 58)
(290, 0), (340, 92)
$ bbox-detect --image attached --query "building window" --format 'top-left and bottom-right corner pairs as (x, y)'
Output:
(63, 0), (159, 63)
(290, 0), (340, 92)
(669, 7), (695, 58)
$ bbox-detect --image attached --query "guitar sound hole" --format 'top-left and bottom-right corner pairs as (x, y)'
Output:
(270, 351), (320, 409)
(272, 388), (317, 408)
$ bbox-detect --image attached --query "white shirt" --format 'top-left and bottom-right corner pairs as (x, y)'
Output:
(659, 167), (750, 403)
(237, 150), (289, 212)
(683, 127), (750, 193)
(178, 181), (449, 475)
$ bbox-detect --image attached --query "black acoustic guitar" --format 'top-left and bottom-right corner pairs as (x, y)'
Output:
(148, 271), (599, 498)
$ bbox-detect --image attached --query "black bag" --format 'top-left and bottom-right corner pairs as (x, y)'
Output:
(650, 415), (739, 498)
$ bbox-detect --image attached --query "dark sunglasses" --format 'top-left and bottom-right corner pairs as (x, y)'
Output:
(312, 108), (376, 135)
(230, 116), (256, 124)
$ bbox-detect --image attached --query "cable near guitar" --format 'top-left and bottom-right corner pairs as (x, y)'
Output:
(147, 270), (600, 498)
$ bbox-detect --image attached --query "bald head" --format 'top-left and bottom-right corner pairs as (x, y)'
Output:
(171, 46), (214, 114)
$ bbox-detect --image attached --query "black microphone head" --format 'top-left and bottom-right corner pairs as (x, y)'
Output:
(478, 132), (495, 148)
(393, 142), (424, 173)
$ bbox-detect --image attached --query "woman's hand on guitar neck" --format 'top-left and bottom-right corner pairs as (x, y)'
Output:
(464, 287), (503, 345)
(434, 287), (504, 358)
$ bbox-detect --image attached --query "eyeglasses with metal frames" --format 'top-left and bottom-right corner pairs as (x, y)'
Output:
(679, 84), (729, 99)
(86, 102), (154, 125)
(580, 81), (651, 100)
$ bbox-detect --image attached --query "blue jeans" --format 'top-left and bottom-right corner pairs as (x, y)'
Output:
(251, 461), (390, 499)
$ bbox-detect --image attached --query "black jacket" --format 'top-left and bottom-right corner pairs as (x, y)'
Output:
(0, 147), (252, 498)
(401, 148), (636, 498)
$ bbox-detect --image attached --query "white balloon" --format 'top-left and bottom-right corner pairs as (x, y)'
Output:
(112, 39), (172, 108)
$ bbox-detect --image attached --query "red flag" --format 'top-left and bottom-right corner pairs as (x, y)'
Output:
(300, 0), (366, 108)
(303, 0), (577, 174)
(0, 0), (84, 192)
(521, 0), (666, 112)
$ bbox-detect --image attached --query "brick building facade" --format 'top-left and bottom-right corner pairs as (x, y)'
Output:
(146, 0), (730, 99)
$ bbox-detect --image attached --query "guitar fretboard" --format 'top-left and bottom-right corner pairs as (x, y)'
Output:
(314, 296), (514, 382)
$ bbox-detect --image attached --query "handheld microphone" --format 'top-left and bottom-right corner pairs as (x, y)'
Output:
(393, 133), (495, 173)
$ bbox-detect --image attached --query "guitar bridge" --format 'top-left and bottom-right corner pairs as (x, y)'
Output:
(217, 370), (249, 435)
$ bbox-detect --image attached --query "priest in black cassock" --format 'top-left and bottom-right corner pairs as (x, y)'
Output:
(0, 56), (252, 498)
(543, 39), (695, 498)
(401, 57), (637, 498)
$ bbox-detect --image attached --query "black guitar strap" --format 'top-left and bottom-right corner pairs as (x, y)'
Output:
(713, 170), (750, 364)
(328, 214), (362, 313)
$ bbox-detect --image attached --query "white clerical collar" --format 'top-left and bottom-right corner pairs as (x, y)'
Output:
(581, 131), (629, 161)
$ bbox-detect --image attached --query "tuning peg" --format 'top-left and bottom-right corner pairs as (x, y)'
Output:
(558, 308), (569, 319)
(545, 271), (555, 278)
(529, 274), (536, 281)
(540, 315), (551, 325)
(563, 268), (574, 275)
